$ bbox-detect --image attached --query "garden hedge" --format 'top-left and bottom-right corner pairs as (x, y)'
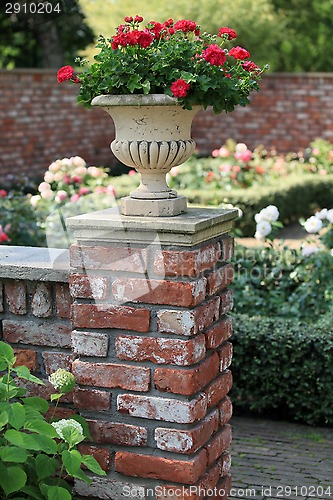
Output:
(231, 311), (333, 426)
(111, 173), (333, 236)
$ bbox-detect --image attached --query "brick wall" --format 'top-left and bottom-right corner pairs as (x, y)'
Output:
(1, 70), (333, 182)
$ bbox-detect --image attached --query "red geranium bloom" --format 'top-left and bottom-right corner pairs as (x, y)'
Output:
(170, 79), (190, 98)
(229, 46), (250, 60)
(203, 44), (226, 66)
(148, 21), (165, 39)
(134, 15), (143, 23)
(138, 31), (153, 48)
(124, 16), (133, 23)
(174, 19), (198, 33)
(218, 27), (237, 40)
(57, 65), (78, 83)
(242, 61), (261, 73)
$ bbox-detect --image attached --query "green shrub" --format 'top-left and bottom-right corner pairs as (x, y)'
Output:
(231, 311), (333, 426)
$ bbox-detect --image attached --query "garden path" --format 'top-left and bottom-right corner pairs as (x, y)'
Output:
(230, 416), (333, 500)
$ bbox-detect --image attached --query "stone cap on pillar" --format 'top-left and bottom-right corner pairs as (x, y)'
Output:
(66, 207), (239, 247)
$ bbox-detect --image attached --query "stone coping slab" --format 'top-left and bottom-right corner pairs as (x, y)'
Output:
(0, 246), (69, 282)
(67, 207), (239, 246)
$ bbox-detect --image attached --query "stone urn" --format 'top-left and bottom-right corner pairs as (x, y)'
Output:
(91, 94), (201, 216)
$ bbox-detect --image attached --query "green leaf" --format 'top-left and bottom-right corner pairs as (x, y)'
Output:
(62, 427), (85, 447)
(24, 419), (58, 438)
(5, 429), (57, 454)
(21, 485), (44, 500)
(61, 449), (91, 483)
(81, 454), (107, 476)
(36, 455), (59, 481)
(0, 446), (28, 463)
(23, 396), (49, 413)
(7, 402), (26, 430)
(0, 411), (8, 429)
(50, 393), (63, 402)
(14, 366), (44, 385)
(47, 486), (72, 500)
(0, 464), (27, 495)
(0, 341), (15, 367)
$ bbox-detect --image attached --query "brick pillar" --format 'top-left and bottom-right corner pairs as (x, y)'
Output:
(67, 207), (238, 499)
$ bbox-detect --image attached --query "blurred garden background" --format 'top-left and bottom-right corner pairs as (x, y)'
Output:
(1, 0), (333, 426)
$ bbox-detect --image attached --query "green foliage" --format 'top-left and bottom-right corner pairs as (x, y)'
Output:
(0, 341), (106, 499)
(231, 310), (333, 425)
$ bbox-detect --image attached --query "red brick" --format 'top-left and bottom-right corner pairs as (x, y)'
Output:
(78, 444), (111, 472)
(5, 281), (27, 314)
(69, 274), (109, 300)
(221, 236), (234, 261)
(14, 349), (38, 371)
(217, 451), (232, 477)
(45, 406), (77, 420)
(155, 410), (219, 454)
(72, 330), (109, 357)
(3, 320), (71, 348)
(218, 342), (233, 372)
(116, 334), (206, 367)
(205, 316), (233, 349)
(72, 360), (150, 392)
(88, 420), (147, 447)
(31, 283), (52, 318)
(206, 263), (234, 296)
(219, 289), (234, 316)
(205, 371), (233, 408)
(157, 296), (220, 336)
(154, 353), (219, 395)
(42, 352), (74, 375)
(117, 393), (207, 424)
(55, 283), (71, 319)
(218, 397), (233, 426)
(73, 387), (111, 411)
(205, 425), (232, 465)
(112, 277), (207, 307)
(115, 449), (207, 484)
(70, 244), (148, 273)
(153, 242), (221, 277)
(209, 474), (232, 499)
(71, 303), (150, 332)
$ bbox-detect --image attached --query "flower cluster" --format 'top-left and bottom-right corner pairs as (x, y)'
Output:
(254, 205), (280, 240)
(301, 208), (333, 257)
(49, 368), (75, 393)
(58, 15), (267, 114)
(51, 419), (84, 441)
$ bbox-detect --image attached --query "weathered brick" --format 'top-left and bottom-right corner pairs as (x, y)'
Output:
(219, 288), (234, 316)
(115, 449), (207, 484)
(112, 277), (207, 307)
(71, 303), (150, 332)
(78, 444), (111, 472)
(218, 342), (233, 372)
(217, 451), (232, 477)
(206, 263), (234, 296)
(73, 387), (111, 411)
(69, 274), (109, 300)
(5, 281), (27, 314)
(116, 334), (206, 366)
(205, 425), (232, 465)
(221, 236), (234, 261)
(155, 410), (219, 454)
(70, 244), (148, 273)
(55, 283), (71, 319)
(205, 316), (233, 350)
(154, 353), (219, 395)
(3, 320), (71, 348)
(157, 296), (220, 336)
(153, 242), (221, 277)
(218, 396), (233, 426)
(72, 360), (150, 392)
(42, 352), (73, 375)
(14, 349), (38, 371)
(205, 371), (233, 408)
(74, 477), (145, 499)
(72, 330), (109, 357)
(117, 393), (207, 424)
(31, 283), (53, 318)
(88, 420), (147, 447)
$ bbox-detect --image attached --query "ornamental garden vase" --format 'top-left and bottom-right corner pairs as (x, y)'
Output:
(91, 94), (201, 217)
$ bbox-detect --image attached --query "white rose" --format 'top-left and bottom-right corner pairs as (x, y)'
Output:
(38, 182), (51, 193)
(301, 245), (318, 257)
(72, 156), (86, 168)
(326, 209), (333, 223)
(235, 142), (247, 153)
(304, 216), (323, 234)
(255, 220), (272, 239)
(48, 161), (61, 173)
(315, 208), (328, 220)
(261, 205), (279, 222)
(30, 195), (41, 207)
(54, 171), (65, 182)
(44, 171), (54, 183)
(40, 189), (54, 200)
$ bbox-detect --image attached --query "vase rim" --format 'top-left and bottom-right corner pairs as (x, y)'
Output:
(91, 94), (182, 107)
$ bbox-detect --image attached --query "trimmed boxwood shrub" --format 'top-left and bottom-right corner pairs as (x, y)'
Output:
(231, 311), (333, 426)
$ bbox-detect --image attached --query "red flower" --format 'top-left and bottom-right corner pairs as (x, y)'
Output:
(203, 44), (226, 66)
(229, 46), (250, 60)
(57, 65), (78, 83)
(174, 19), (198, 33)
(138, 31), (153, 48)
(134, 15), (143, 23)
(0, 189), (7, 198)
(218, 27), (237, 40)
(0, 230), (9, 243)
(170, 79), (190, 98)
(148, 21), (165, 39)
(124, 16), (133, 23)
(163, 18), (174, 27)
(242, 61), (261, 73)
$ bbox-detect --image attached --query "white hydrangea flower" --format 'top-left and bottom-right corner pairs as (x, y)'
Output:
(49, 368), (75, 393)
(315, 208), (328, 220)
(304, 216), (323, 234)
(255, 220), (272, 239)
(326, 209), (333, 223)
(52, 419), (83, 440)
(301, 245), (319, 257)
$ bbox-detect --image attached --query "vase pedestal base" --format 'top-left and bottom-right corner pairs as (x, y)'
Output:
(120, 195), (187, 217)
